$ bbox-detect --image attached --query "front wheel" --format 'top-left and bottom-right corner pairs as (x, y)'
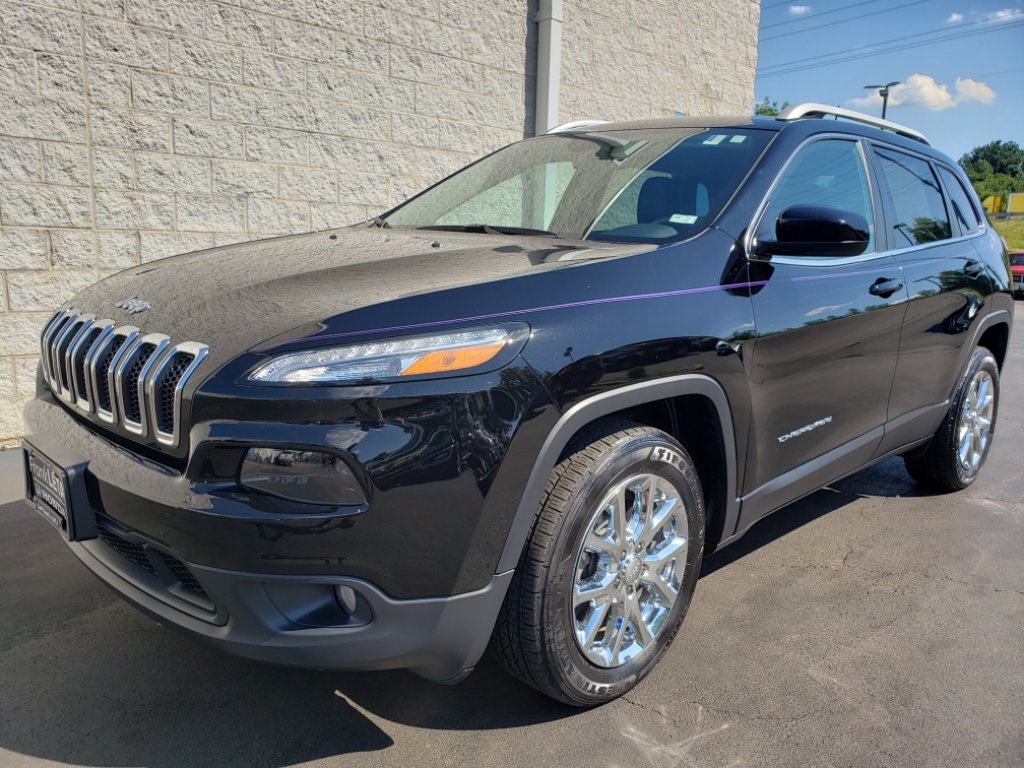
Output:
(491, 420), (705, 706)
(904, 347), (1000, 491)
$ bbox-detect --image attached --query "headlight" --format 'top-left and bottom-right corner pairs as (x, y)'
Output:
(248, 324), (529, 384)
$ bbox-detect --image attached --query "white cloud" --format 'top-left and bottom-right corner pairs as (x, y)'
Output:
(955, 77), (997, 104)
(893, 74), (956, 110)
(788, 4), (811, 15)
(946, 12), (964, 23)
(985, 7), (1024, 22)
(848, 91), (884, 110)
(847, 73), (997, 113)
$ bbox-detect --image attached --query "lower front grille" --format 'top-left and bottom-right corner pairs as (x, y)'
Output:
(95, 520), (212, 606)
(97, 524), (158, 577)
(157, 551), (207, 597)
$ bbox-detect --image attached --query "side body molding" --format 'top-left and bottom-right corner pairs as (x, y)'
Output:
(496, 374), (740, 573)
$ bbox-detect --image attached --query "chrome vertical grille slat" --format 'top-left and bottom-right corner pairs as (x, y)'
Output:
(93, 329), (134, 420)
(147, 342), (209, 448)
(115, 334), (169, 436)
(53, 315), (87, 400)
(43, 311), (75, 390)
(71, 320), (114, 412)
(39, 310), (64, 382)
(61, 315), (95, 404)
(39, 308), (208, 450)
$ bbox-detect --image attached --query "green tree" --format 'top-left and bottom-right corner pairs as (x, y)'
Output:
(754, 97), (790, 116)
(959, 140), (1024, 207)
(974, 173), (1018, 204)
(960, 140), (1024, 179)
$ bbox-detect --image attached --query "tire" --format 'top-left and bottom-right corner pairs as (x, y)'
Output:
(491, 419), (705, 706)
(904, 347), (1000, 491)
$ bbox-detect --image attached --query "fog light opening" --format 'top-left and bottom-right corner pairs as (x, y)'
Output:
(239, 447), (367, 507)
(335, 585), (359, 615)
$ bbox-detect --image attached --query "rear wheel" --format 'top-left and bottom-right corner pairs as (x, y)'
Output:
(904, 347), (999, 491)
(491, 420), (705, 706)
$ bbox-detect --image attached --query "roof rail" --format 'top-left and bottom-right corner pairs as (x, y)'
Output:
(776, 102), (929, 145)
(547, 119), (610, 134)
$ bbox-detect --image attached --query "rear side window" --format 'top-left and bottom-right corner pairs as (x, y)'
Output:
(873, 148), (952, 247)
(936, 166), (982, 234)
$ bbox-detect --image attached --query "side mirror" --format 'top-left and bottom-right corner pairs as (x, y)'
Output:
(754, 204), (870, 258)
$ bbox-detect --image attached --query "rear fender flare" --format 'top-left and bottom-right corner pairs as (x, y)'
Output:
(951, 308), (1012, 399)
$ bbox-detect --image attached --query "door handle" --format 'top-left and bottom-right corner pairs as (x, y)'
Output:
(963, 260), (985, 277)
(869, 277), (904, 298)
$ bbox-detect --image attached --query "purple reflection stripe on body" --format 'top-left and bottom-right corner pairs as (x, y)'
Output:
(275, 280), (768, 348)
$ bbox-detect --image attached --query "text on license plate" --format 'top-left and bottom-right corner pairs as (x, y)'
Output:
(28, 451), (69, 526)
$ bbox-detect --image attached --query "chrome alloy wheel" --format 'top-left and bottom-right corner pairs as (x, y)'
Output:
(571, 473), (688, 668)
(957, 369), (995, 472)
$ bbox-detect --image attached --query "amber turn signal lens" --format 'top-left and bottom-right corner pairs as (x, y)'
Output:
(399, 341), (507, 376)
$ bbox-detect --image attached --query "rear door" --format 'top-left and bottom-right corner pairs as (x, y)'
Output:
(740, 136), (908, 523)
(868, 145), (987, 451)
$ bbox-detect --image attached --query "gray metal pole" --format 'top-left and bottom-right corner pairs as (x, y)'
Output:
(534, 0), (563, 136)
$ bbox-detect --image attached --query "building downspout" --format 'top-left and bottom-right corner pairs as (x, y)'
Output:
(533, 0), (563, 135)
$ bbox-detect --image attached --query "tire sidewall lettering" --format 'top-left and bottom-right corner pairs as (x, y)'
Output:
(543, 434), (705, 703)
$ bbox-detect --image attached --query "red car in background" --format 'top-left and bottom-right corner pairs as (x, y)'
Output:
(1012, 251), (1024, 298)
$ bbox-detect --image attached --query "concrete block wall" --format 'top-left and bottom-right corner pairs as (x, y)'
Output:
(560, 0), (759, 121)
(0, 0), (758, 447)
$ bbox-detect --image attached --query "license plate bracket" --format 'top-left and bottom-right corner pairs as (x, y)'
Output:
(23, 435), (96, 541)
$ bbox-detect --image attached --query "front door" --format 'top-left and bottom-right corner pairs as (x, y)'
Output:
(740, 136), (908, 525)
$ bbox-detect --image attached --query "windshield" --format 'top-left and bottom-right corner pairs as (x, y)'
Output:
(384, 127), (773, 244)
(1011, 254), (1024, 266)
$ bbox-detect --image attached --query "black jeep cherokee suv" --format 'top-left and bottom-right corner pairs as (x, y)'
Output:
(23, 104), (1014, 706)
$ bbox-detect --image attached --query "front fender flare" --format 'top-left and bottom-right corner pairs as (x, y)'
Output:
(495, 374), (740, 573)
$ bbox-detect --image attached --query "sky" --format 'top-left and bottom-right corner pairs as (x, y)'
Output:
(754, 0), (1024, 161)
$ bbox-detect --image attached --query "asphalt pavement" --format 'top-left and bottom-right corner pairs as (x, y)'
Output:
(1, 305), (1022, 768)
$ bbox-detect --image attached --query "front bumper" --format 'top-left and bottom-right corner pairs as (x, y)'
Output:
(68, 528), (512, 681)
(19, 357), (556, 680)
(20, 422), (513, 682)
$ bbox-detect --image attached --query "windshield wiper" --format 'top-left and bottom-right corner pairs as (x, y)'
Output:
(414, 224), (558, 237)
(366, 216), (390, 228)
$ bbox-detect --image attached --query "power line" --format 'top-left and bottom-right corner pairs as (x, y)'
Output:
(958, 67), (1024, 80)
(759, 17), (1016, 72)
(758, 20), (1024, 78)
(762, 0), (890, 30)
(762, 0), (934, 42)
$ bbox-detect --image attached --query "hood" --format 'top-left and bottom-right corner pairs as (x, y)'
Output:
(62, 227), (653, 371)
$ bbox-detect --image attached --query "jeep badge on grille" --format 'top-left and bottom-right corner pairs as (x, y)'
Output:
(116, 297), (151, 315)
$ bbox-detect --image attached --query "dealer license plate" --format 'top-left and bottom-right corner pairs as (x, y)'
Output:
(25, 447), (71, 536)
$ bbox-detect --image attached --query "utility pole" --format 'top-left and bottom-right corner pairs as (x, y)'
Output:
(864, 81), (900, 119)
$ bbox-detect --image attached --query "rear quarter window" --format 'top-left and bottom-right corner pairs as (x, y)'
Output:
(936, 166), (982, 234)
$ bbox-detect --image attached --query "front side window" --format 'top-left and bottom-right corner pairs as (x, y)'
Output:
(874, 148), (952, 247)
(754, 138), (875, 252)
(385, 128), (773, 244)
(936, 166), (982, 235)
